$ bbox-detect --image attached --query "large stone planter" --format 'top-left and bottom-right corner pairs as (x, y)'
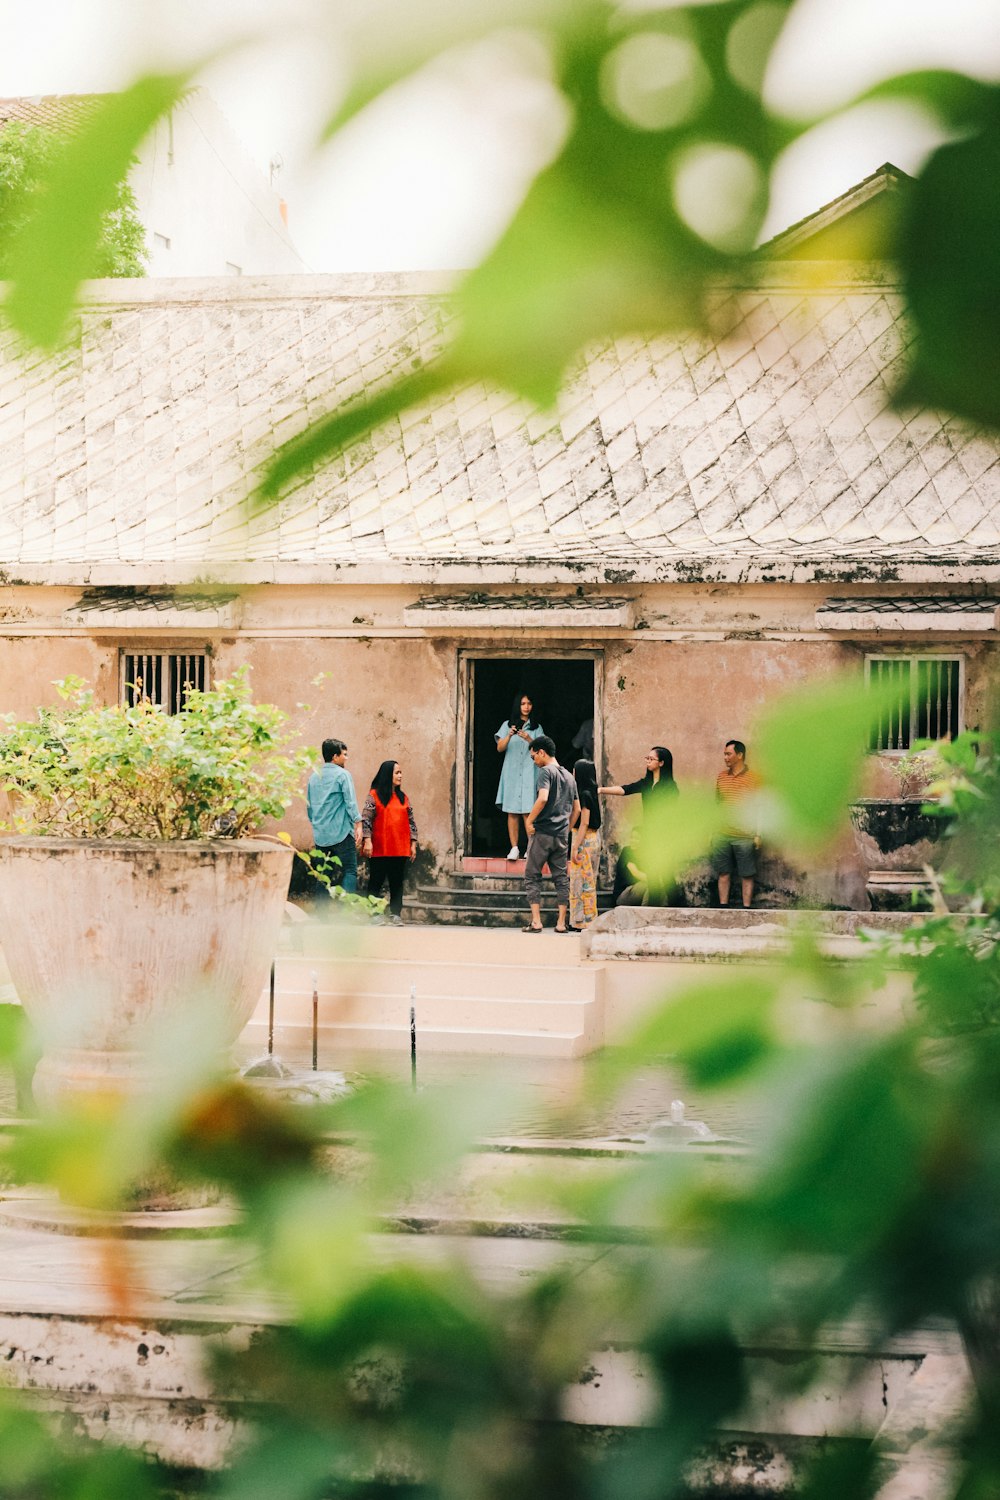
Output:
(848, 799), (950, 911)
(0, 837), (292, 1110)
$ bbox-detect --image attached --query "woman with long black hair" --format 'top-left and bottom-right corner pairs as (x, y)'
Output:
(361, 760), (418, 925)
(495, 690), (544, 859)
(600, 746), (679, 904)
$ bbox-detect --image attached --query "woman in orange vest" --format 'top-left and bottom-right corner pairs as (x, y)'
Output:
(361, 759), (418, 925)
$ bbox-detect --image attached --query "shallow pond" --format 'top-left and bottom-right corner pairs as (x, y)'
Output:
(253, 1044), (769, 1145)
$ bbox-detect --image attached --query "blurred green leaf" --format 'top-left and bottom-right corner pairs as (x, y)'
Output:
(796, 1440), (879, 1500)
(639, 786), (725, 891)
(263, 1179), (372, 1325)
(258, 364), (453, 502)
(750, 1035), (938, 1256)
(896, 94), (1000, 428)
(322, 0), (574, 136)
(0, 1397), (157, 1498)
(611, 974), (779, 1090)
(334, 1075), (521, 1197)
(218, 1429), (345, 1500)
(858, 68), (999, 131)
(755, 673), (891, 847)
(262, 0), (797, 498)
(441, 0), (794, 404)
(4, 74), (189, 348)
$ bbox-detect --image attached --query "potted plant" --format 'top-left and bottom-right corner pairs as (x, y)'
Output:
(0, 668), (308, 1118)
(849, 746), (952, 909)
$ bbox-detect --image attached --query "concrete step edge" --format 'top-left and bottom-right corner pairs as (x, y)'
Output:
(274, 958), (590, 978)
(269, 989), (598, 1007)
(254, 1020), (586, 1041)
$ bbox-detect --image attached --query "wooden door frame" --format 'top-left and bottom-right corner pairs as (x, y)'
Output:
(453, 646), (606, 869)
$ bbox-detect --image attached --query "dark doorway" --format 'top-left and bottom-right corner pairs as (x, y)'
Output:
(467, 657), (596, 856)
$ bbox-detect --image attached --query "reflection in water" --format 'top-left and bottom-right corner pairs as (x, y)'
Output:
(3, 1044), (766, 1144)
(256, 1047), (766, 1144)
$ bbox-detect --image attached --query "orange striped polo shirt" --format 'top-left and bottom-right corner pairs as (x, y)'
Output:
(715, 766), (761, 836)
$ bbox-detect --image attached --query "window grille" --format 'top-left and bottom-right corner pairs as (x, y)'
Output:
(866, 655), (962, 751)
(120, 651), (208, 714)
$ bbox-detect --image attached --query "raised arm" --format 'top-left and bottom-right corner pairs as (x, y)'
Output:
(599, 784), (624, 796)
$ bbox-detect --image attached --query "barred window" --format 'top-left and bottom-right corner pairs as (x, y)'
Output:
(120, 651), (208, 714)
(866, 655), (962, 751)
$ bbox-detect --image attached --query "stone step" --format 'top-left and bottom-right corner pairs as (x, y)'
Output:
(246, 1019), (592, 1059)
(406, 882), (615, 927)
(252, 924), (606, 1056)
(413, 882), (616, 906)
(401, 902), (582, 929)
(256, 990), (600, 1043)
(271, 955), (601, 1003)
(281, 924), (585, 965)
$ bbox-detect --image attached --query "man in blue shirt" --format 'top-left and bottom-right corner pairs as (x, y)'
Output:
(306, 738), (362, 894)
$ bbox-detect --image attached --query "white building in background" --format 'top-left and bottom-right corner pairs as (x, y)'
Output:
(0, 89), (307, 277)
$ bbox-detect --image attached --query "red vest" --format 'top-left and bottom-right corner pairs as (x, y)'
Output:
(371, 791), (411, 858)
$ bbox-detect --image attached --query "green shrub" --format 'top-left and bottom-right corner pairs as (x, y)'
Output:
(0, 666), (310, 840)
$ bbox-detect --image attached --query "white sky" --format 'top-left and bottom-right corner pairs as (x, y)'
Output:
(1, 0), (999, 272)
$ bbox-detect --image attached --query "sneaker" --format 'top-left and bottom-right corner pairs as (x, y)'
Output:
(390, 914), (404, 926)
(506, 845), (520, 860)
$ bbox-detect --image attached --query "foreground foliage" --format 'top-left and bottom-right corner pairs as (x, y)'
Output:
(0, 675), (994, 1497)
(0, 4), (997, 1494)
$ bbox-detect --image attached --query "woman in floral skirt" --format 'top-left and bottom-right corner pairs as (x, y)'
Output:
(569, 758), (602, 932)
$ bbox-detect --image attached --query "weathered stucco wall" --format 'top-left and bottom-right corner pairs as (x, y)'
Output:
(0, 577), (996, 907)
(213, 635), (458, 869)
(0, 637), (115, 716)
(597, 637), (863, 906)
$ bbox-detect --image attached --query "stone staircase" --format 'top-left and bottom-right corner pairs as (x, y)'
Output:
(245, 925), (605, 1059)
(405, 858), (616, 927)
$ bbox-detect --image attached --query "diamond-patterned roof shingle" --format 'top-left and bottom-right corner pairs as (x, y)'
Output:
(0, 270), (998, 584)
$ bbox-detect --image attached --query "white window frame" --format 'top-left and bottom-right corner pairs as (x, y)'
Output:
(119, 650), (210, 715)
(865, 653), (964, 753)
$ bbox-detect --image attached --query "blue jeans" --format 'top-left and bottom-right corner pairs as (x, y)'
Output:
(318, 834), (357, 894)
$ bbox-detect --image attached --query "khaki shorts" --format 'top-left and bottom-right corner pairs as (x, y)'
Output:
(709, 837), (757, 880)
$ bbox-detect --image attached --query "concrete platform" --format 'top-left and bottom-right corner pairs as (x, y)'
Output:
(245, 909), (917, 1059)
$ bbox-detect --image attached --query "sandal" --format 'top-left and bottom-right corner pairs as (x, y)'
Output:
(554, 925), (569, 935)
(522, 924), (544, 934)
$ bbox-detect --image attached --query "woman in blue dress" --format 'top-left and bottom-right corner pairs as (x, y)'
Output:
(495, 691), (543, 859)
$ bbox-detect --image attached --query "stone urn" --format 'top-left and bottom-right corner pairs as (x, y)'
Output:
(0, 837), (292, 1110)
(848, 799), (950, 911)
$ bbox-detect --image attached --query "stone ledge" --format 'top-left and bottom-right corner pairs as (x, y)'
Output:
(581, 906), (923, 963)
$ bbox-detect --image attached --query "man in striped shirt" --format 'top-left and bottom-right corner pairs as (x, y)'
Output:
(711, 740), (762, 909)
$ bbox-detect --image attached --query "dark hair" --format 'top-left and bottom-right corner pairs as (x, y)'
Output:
(532, 735), (556, 758)
(725, 740), (746, 758)
(371, 759), (405, 806)
(509, 691), (538, 730)
(322, 738), (346, 762)
(573, 758), (598, 799)
(645, 746), (675, 785)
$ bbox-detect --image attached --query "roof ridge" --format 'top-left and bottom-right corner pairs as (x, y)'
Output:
(760, 162), (912, 256)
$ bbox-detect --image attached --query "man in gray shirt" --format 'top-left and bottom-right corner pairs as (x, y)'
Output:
(523, 736), (579, 934)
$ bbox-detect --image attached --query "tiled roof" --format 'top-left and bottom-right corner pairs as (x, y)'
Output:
(0, 95), (103, 134)
(0, 270), (998, 585)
